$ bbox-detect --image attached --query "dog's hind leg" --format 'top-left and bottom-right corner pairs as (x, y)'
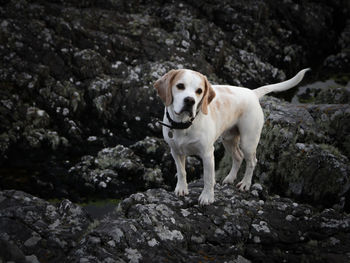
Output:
(172, 150), (189, 196)
(236, 109), (264, 191)
(236, 149), (257, 191)
(222, 127), (243, 185)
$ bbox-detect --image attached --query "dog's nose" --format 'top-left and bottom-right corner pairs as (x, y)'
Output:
(184, 96), (195, 106)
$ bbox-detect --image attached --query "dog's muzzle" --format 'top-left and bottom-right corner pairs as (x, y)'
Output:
(181, 96), (195, 117)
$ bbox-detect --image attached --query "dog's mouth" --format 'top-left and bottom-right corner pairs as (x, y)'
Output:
(175, 111), (193, 118)
(178, 107), (194, 118)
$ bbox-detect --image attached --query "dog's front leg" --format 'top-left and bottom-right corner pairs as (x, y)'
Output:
(199, 147), (215, 205)
(171, 150), (189, 196)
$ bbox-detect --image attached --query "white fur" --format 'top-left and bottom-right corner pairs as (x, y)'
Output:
(157, 68), (309, 205)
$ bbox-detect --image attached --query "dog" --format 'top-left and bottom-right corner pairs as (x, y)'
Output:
(154, 68), (309, 205)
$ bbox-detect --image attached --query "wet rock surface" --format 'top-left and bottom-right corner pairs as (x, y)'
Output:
(3, 183), (349, 263)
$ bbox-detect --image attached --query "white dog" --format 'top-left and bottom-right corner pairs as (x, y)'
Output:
(154, 68), (309, 205)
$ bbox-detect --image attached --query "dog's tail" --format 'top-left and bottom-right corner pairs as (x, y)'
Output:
(254, 68), (310, 99)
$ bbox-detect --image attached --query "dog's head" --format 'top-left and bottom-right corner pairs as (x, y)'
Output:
(154, 69), (216, 117)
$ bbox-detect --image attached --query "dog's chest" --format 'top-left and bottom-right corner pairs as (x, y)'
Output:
(165, 129), (202, 156)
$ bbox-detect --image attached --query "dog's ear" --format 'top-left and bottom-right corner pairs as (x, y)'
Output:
(153, 70), (178, 106)
(201, 75), (216, 115)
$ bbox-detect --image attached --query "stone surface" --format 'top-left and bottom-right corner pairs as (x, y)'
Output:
(0, 190), (92, 262)
(66, 180), (350, 262)
(67, 138), (202, 199)
(323, 18), (350, 77)
(2, 184), (349, 263)
(292, 79), (350, 104)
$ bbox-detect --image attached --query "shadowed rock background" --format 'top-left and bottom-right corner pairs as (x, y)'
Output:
(0, 0), (350, 262)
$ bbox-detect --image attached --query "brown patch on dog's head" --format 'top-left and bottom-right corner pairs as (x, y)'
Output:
(153, 69), (184, 106)
(200, 74), (216, 115)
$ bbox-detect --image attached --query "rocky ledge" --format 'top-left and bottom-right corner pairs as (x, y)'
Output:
(1, 182), (350, 263)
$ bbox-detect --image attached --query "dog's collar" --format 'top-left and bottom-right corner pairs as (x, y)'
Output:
(158, 98), (203, 131)
(158, 110), (195, 130)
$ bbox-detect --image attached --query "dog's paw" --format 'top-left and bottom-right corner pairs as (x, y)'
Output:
(198, 190), (214, 205)
(236, 180), (251, 192)
(222, 175), (236, 185)
(174, 183), (189, 196)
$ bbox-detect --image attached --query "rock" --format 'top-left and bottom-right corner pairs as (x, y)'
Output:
(68, 145), (154, 198)
(323, 19), (350, 77)
(315, 86), (350, 104)
(87, 76), (123, 121)
(292, 79), (350, 104)
(66, 180), (350, 262)
(130, 136), (203, 187)
(306, 103), (350, 159)
(1, 183), (349, 263)
(68, 139), (202, 198)
(73, 49), (109, 79)
(0, 190), (92, 262)
(291, 80), (350, 158)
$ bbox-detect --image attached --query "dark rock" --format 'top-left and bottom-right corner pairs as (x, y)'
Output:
(323, 19), (350, 77)
(0, 190), (92, 263)
(73, 49), (109, 79)
(315, 86), (350, 104)
(307, 103), (350, 159)
(130, 136), (203, 187)
(1, 184), (349, 263)
(65, 180), (350, 262)
(68, 144), (157, 198)
(291, 79), (350, 104)
(68, 139), (202, 199)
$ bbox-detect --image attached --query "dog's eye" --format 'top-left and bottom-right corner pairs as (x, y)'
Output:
(196, 88), (203, 95)
(176, 83), (185, 90)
